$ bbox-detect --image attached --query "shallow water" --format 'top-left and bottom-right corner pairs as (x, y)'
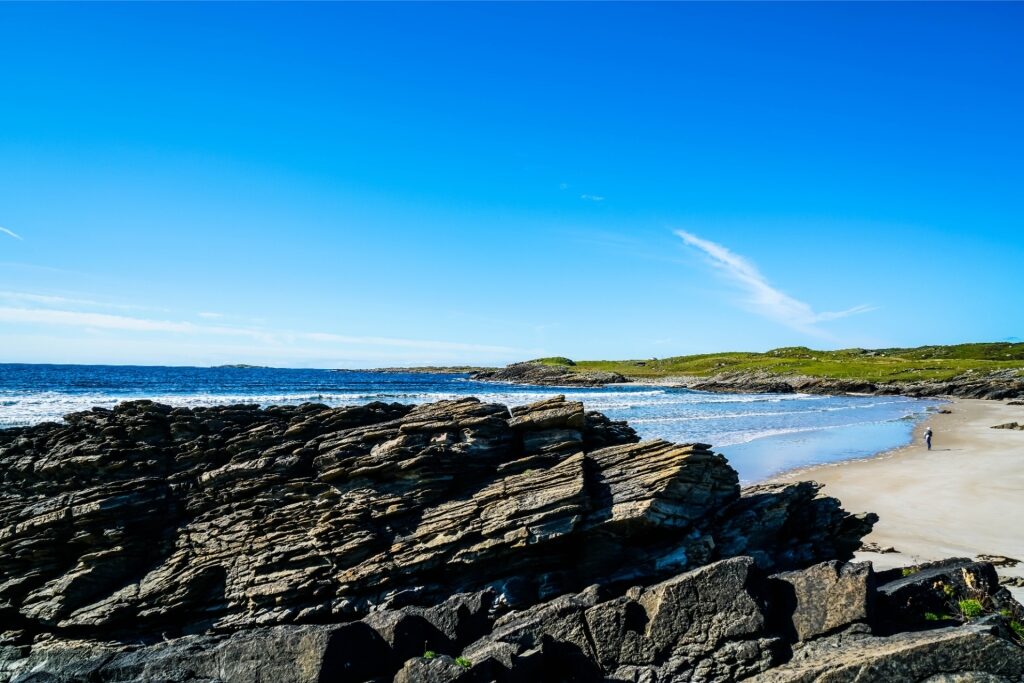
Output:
(0, 364), (942, 482)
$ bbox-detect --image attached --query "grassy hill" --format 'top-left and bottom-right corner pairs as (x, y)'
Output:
(528, 343), (1024, 383)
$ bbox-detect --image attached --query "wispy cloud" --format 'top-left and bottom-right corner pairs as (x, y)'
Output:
(580, 194), (605, 202)
(0, 290), (160, 312)
(198, 311), (224, 319)
(0, 226), (23, 241)
(0, 306), (529, 358)
(674, 230), (875, 337)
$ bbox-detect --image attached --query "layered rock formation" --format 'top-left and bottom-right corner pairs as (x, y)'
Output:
(1, 397), (1021, 682)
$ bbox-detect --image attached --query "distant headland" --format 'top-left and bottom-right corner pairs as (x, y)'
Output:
(381, 343), (1024, 399)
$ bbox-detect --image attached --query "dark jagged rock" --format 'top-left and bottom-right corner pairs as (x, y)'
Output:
(469, 362), (628, 387)
(876, 558), (1024, 633)
(452, 557), (780, 683)
(0, 396), (663, 641)
(1, 397), (1021, 682)
(709, 482), (878, 572)
(407, 558), (1024, 683)
(754, 618), (1024, 682)
(993, 422), (1024, 430)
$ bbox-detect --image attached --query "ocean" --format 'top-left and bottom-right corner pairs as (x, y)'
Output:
(0, 363), (942, 483)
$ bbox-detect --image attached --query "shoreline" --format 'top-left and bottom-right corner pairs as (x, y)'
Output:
(769, 397), (1024, 599)
(619, 373), (1024, 400)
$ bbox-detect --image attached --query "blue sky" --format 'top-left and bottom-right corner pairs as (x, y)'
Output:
(1, 2), (1022, 367)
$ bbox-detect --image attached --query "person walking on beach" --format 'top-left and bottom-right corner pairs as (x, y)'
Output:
(924, 427), (933, 450)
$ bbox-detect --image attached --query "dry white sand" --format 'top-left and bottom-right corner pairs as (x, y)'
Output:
(771, 398), (1024, 600)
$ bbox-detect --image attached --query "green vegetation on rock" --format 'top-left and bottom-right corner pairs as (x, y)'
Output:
(997, 608), (1023, 636)
(924, 612), (955, 622)
(528, 356), (577, 367)
(1012, 620), (1024, 639)
(522, 343), (1024, 383)
(959, 598), (985, 619)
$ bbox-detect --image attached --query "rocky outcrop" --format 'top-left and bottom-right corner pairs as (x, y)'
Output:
(686, 369), (1024, 400)
(472, 362), (1024, 399)
(1, 398), (1021, 682)
(470, 362), (628, 386)
(993, 422), (1024, 430)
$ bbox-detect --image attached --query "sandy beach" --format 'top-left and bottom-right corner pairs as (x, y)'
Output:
(772, 397), (1024, 598)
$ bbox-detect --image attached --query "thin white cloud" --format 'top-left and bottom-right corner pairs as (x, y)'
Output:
(1, 226), (23, 240)
(0, 290), (159, 312)
(0, 306), (529, 357)
(674, 230), (876, 337)
(0, 307), (206, 334)
(813, 304), (877, 322)
(198, 311), (224, 319)
(580, 194), (605, 202)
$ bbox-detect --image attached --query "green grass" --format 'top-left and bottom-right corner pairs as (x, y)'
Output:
(958, 598), (985, 619)
(455, 656), (472, 669)
(523, 343), (1024, 383)
(924, 611), (955, 622)
(1012, 620), (1024, 639)
(998, 610), (1024, 639)
(529, 356), (577, 367)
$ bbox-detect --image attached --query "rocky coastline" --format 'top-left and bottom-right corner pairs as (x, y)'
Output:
(469, 362), (629, 387)
(684, 368), (1024, 400)
(471, 362), (1024, 400)
(1, 397), (1022, 682)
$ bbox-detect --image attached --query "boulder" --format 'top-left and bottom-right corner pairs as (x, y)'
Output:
(770, 561), (875, 641)
(586, 557), (777, 681)
(448, 559), (782, 683)
(754, 619), (1024, 682)
(875, 558), (1022, 630)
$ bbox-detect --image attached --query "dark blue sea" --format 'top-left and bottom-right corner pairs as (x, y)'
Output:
(0, 364), (942, 482)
